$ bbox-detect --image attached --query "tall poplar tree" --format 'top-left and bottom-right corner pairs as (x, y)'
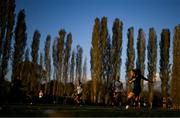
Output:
(0, 0), (8, 58)
(56, 29), (65, 96)
(171, 25), (180, 109)
(91, 17), (101, 103)
(63, 33), (72, 84)
(52, 39), (58, 96)
(111, 18), (123, 78)
(136, 28), (146, 90)
(106, 36), (112, 88)
(0, 0), (15, 81)
(126, 27), (135, 93)
(70, 50), (75, 84)
(76, 44), (83, 82)
(44, 35), (51, 95)
(12, 9), (27, 82)
(159, 29), (170, 108)
(100, 17), (109, 84)
(82, 57), (87, 83)
(147, 28), (157, 108)
(31, 30), (41, 64)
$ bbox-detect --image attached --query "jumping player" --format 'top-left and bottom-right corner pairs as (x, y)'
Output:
(126, 69), (153, 109)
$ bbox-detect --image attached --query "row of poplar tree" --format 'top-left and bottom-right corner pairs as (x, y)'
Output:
(0, 0), (86, 103)
(0, 0), (180, 109)
(90, 17), (180, 109)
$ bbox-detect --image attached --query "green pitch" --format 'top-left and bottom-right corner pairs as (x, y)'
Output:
(0, 104), (179, 117)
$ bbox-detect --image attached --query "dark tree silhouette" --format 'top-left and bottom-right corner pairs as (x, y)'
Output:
(70, 50), (75, 84)
(63, 33), (72, 84)
(0, 0), (8, 58)
(136, 28), (146, 90)
(63, 33), (72, 96)
(44, 35), (51, 95)
(159, 29), (170, 108)
(100, 17), (109, 84)
(52, 39), (58, 96)
(147, 28), (157, 108)
(12, 9), (27, 82)
(111, 18), (123, 78)
(56, 29), (65, 96)
(76, 44), (83, 82)
(0, 0), (15, 81)
(31, 30), (41, 64)
(126, 27), (135, 93)
(171, 25), (180, 109)
(82, 56), (87, 83)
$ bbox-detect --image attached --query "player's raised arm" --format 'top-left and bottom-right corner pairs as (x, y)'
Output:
(140, 75), (153, 83)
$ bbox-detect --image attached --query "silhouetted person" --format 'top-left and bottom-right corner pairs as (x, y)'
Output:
(126, 69), (153, 109)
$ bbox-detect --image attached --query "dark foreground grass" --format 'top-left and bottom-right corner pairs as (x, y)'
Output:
(0, 104), (180, 117)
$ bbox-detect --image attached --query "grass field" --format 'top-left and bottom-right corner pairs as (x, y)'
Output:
(0, 104), (180, 117)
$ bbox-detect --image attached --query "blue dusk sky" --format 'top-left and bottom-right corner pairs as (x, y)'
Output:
(16, 0), (180, 82)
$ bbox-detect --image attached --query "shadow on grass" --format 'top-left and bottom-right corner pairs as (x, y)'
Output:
(0, 104), (180, 117)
